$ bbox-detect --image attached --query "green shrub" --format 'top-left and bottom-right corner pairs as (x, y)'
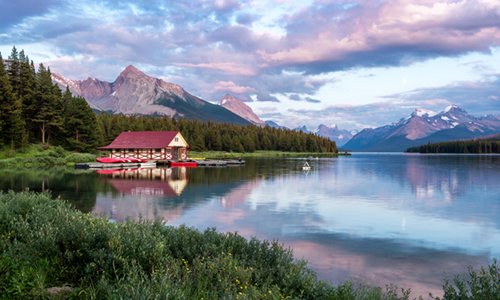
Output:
(432, 260), (499, 300)
(1, 191), (497, 300)
(64, 152), (96, 164)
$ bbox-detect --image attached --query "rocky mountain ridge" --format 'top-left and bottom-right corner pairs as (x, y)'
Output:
(343, 105), (500, 151)
(293, 124), (355, 146)
(218, 94), (265, 126)
(52, 65), (250, 125)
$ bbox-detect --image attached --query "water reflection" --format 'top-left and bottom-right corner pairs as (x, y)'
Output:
(94, 167), (190, 221)
(0, 168), (100, 212)
(0, 154), (499, 298)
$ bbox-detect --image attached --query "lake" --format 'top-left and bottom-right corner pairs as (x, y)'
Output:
(1, 153), (499, 298)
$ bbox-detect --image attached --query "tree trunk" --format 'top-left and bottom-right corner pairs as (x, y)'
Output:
(41, 122), (46, 144)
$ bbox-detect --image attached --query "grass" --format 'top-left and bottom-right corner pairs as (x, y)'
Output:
(190, 150), (349, 159)
(0, 191), (498, 299)
(0, 144), (95, 168)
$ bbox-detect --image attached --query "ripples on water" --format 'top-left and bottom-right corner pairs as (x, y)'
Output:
(1, 154), (499, 298)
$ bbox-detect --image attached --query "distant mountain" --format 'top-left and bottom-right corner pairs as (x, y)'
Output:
(218, 94), (265, 126)
(316, 124), (354, 147)
(289, 124), (354, 146)
(344, 105), (500, 152)
(52, 65), (250, 125)
(265, 120), (287, 129)
(294, 125), (311, 133)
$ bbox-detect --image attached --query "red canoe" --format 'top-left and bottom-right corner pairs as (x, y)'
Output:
(170, 161), (198, 168)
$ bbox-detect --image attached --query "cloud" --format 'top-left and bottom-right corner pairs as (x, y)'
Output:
(176, 62), (257, 76)
(1, 0), (499, 125)
(259, 1), (500, 74)
(385, 75), (500, 116)
(255, 93), (280, 102)
(287, 94), (321, 103)
(213, 80), (256, 95)
(305, 97), (321, 103)
(0, 0), (59, 30)
(284, 75), (500, 130)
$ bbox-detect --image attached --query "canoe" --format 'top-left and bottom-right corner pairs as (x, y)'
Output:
(170, 161), (198, 168)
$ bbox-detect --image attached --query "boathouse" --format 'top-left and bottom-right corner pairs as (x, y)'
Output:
(99, 131), (189, 161)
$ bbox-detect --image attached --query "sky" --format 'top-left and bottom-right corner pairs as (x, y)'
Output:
(1, 0), (499, 130)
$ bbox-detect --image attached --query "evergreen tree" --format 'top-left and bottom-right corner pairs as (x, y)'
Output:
(33, 64), (64, 144)
(18, 51), (36, 145)
(7, 46), (21, 97)
(0, 53), (24, 148)
(63, 88), (101, 152)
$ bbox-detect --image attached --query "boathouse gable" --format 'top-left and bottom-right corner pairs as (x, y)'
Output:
(168, 132), (188, 147)
(99, 131), (189, 161)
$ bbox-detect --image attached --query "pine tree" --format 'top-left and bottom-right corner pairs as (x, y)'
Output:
(63, 88), (101, 152)
(7, 46), (21, 97)
(0, 53), (24, 148)
(33, 63), (64, 144)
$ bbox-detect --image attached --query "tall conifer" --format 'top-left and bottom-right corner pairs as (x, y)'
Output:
(33, 64), (64, 144)
(0, 53), (24, 148)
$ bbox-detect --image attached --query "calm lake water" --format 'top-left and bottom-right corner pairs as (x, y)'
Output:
(1, 153), (499, 297)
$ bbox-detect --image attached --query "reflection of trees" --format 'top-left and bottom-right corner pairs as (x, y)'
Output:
(349, 155), (500, 203)
(0, 168), (100, 212)
(404, 155), (500, 202)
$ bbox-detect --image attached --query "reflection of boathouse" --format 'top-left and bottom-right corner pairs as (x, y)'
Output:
(99, 131), (189, 161)
(98, 168), (188, 196)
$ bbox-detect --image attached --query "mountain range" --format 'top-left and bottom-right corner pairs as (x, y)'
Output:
(52, 65), (250, 125)
(293, 124), (355, 147)
(52, 66), (500, 152)
(343, 105), (500, 152)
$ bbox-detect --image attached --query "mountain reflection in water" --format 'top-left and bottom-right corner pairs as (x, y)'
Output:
(1, 155), (498, 298)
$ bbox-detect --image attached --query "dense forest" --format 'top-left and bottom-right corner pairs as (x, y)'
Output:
(1, 47), (336, 154)
(406, 137), (500, 153)
(0, 47), (100, 152)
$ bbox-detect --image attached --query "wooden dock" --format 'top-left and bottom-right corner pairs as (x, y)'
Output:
(77, 159), (245, 169)
(75, 162), (157, 169)
(156, 159), (245, 167)
(195, 159), (245, 167)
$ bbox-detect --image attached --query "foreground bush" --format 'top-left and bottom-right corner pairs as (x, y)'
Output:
(0, 191), (497, 299)
(0, 145), (96, 168)
(0, 191), (336, 299)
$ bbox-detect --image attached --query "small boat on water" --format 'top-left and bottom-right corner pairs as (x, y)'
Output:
(96, 157), (147, 163)
(170, 161), (198, 168)
(302, 162), (311, 171)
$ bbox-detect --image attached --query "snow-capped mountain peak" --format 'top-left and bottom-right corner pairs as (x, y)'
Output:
(444, 104), (460, 113)
(412, 108), (437, 118)
(344, 104), (500, 152)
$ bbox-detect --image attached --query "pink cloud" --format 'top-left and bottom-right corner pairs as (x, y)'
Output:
(258, 1), (500, 67)
(213, 80), (256, 94)
(175, 62), (257, 76)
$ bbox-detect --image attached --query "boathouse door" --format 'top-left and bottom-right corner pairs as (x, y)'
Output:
(173, 147), (179, 160)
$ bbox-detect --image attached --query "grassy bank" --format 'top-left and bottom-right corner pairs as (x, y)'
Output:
(0, 191), (498, 299)
(190, 150), (349, 159)
(0, 144), (95, 168)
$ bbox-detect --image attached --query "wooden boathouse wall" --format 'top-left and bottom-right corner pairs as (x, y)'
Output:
(99, 131), (189, 161)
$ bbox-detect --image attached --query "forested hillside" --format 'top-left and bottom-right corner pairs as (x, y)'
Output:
(97, 114), (336, 153)
(1, 47), (336, 154)
(406, 136), (500, 153)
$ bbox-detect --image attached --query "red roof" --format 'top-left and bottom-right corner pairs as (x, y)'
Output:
(99, 131), (180, 149)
